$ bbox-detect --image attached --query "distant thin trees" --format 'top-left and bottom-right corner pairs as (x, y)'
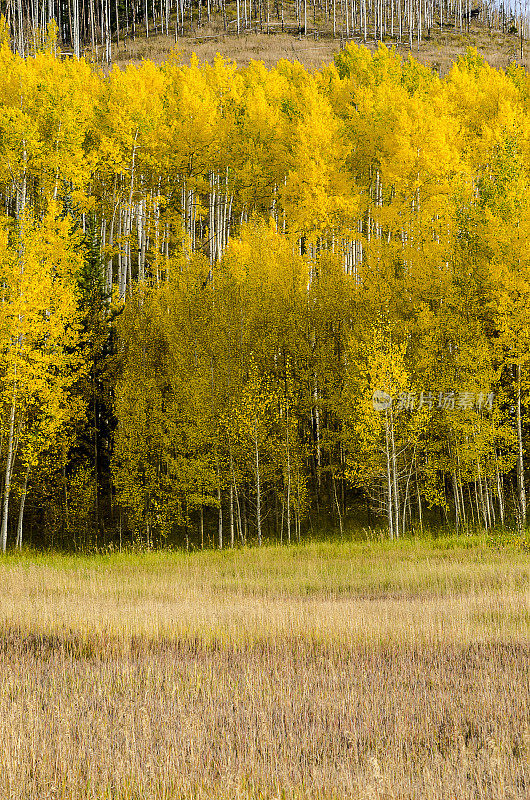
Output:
(0, 0), (528, 64)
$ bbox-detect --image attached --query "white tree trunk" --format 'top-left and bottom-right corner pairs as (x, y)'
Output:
(516, 364), (526, 528)
(16, 466), (29, 549)
(255, 419), (262, 545)
(1, 383), (17, 553)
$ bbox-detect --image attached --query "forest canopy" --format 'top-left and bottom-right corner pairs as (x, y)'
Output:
(1, 36), (530, 549)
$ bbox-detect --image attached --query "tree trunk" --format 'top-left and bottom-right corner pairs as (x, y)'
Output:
(495, 456), (505, 527)
(230, 483), (234, 548)
(385, 412), (394, 540)
(332, 473), (343, 538)
(15, 466), (29, 550)
(255, 420), (262, 545)
(389, 406), (400, 537)
(1, 383), (17, 553)
(516, 363), (526, 529)
(217, 486), (223, 549)
(286, 404), (291, 544)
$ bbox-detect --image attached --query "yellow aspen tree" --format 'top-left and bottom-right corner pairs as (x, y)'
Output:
(0, 205), (84, 551)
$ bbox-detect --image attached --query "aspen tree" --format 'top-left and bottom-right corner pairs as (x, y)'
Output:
(0, 206), (84, 551)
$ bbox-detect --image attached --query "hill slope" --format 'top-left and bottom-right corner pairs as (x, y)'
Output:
(112, 19), (529, 72)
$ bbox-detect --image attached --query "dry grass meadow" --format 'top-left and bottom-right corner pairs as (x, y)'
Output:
(0, 535), (528, 799)
(109, 21), (530, 72)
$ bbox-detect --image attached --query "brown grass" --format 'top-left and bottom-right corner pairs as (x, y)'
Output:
(0, 540), (528, 799)
(105, 21), (530, 73)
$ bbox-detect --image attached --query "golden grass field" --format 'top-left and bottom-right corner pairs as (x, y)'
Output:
(0, 536), (528, 799)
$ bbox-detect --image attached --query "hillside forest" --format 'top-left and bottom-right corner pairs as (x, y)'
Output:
(2, 0), (529, 64)
(2, 31), (530, 550)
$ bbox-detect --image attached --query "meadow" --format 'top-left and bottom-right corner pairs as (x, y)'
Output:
(0, 535), (528, 799)
(114, 21), (530, 73)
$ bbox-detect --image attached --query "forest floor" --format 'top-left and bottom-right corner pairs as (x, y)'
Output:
(0, 535), (528, 798)
(107, 17), (530, 72)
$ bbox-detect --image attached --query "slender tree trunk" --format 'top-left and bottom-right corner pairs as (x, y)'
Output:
(389, 406), (400, 537)
(16, 466), (29, 550)
(385, 412), (394, 540)
(1, 382), (17, 553)
(495, 455), (505, 527)
(217, 486), (223, 549)
(255, 420), (262, 545)
(234, 478), (243, 544)
(332, 473), (343, 538)
(230, 483), (234, 548)
(453, 470), (460, 530)
(401, 449), (415, 538)
(415, 453), (423, 534)
(516, 363), (526, 528)
(285, 403), (291, 544)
